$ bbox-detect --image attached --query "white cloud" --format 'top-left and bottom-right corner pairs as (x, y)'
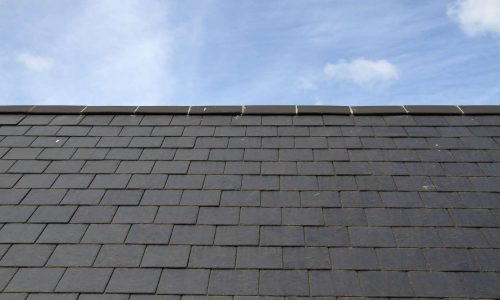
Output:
(448, 0), (500, 36)
(323, 58), (399, 87)
(15, 52), (53, 72)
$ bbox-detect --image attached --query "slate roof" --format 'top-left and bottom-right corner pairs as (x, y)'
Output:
(0, 105), (499, 299)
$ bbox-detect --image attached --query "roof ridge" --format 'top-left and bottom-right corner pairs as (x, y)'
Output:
(0, 105), (499, 115)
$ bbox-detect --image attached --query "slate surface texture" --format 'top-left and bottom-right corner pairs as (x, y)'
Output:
(0, 110), (499, 299)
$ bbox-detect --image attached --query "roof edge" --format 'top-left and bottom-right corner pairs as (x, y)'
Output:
(0, 105), (499, 115)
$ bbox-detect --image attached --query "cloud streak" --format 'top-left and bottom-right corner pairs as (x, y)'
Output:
(448, 0), (500, 36)
(324, 58), (399, 88)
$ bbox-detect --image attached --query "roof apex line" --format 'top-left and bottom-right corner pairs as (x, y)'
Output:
(0, 105), (499, 115)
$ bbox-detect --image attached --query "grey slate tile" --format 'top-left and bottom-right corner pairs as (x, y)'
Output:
(101, 189), (143, 205)
(106, 268), (161, 293)
(152, 161), (190, 174)
(94, 245), (145, 267)
(125, 224), (172, 244)
(170, 225), (215, 245)
(259, 270), (309, 296)
(358, 271), (413, 297)
(330, 248), (378, 270)
(181, 190), (220, 206)
(260, 226), (304, 246)
(5, 268), (65, 292)
(283, 247), (330, 269)
(37, 224), (87, 243)
(158, 269), (210, 294)
(209, 270), (259, 296)
(0, 189), (28, 205)
(376, 248), (426, 270)
(0, 206), (36, 222)
(304, 226), (350, 246)
(0, 224), (45, 243)
(15, 174), (57, 188)
(0, 244), (55, 267)
(113, 206), (157, 223)
(423, 248), (476, 271)
(240, 207), (281, 225)
(29, 205), (77, 223)
(408, 271), (464, 297)
(166, 175), (204, 189)
(236, 246), (282, 269)
(197, 207), (239, 225)
(71, 206), (116, 223)
(22, 189), (66, 205)
(47, 244), (100, 267)
(221, 191), (260, 207)
(141, 190), (182, 205)
(90, 174), (131, 189)
(141, 245), (190, 267)
(214, 226), (259, 245)
(189, 246), (236, 268)
(349, 227), (396, 247)
(460, 272), (500, 298)
(81, 224), (130, 244)
(204, 175), (242, 190)
(155, 206), (198, 224)
(56, 267), (113, 293)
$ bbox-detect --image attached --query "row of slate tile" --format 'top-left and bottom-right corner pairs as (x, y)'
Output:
(2, 267), (499, 297)
(3, 113), (500, 126)
(1, 244), (499, 271)
(1, 174), (500, 191)
(0, 223), (498, 248)
(2, 161), (500, 179)
(3, 189), (500, 208)
(2, 124), (500, 138)
(1, 205), (498, 227)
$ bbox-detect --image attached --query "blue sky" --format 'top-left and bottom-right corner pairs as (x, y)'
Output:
(0, 0), (499, 106)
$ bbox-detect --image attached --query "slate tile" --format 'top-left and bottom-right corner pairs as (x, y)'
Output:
(236, 246), (283, 269)
(37, 224), (87, 243)
(242, 175), (278, 190)
(113, 206), (157, 223)
(126, 224), (172, 244)
(204, 175), (242, 190)
(259, 270), (309, 296)
(101, 189), (143, 205)
(282, 208), (323, 225)
(141, 245), (190, 267)
(393, 227), (442, 247)
(0, 268), (18, 291)
(0, 189), (29, 205)
(141, 190), (182, 205)
(71, 148), (107, 160)
(261, 162), (296, 175)
(0, 206), (36, 222)
(15, 174), (57, 188)
(340, 191), (381, 207)
(240, 207), (281, 225)
(262, 137), (294, 148)
(318, 176), (357, 190)
(117, 160), (154, 173)
(94, 245), (144, 267)
(82, 224), (130, 244)
(208, 149), (243, 161)
(260, 226), (304, 246)
(0, 224), (45, 243)
(90, 174), (131, 189)
(246, 126), (277, 137)
(197, 207), (239, 225)
(51, 174), (94, 189)
(120, 126), (152, 136)
(22, 189), (66, 205)
(162, 136), (196, 148)
(28, 206), (75, 223)
(181, 190), (220, 206)
(56, 268), (113, 293)
(449, 208), (498, 227)
(59, 189), (105, 205)
(423, 248), (476, 271)
(166, 175), (204, 189)
(279, 149), (313, 161)
(358, 271), (413, 297)
(324, 208), (366, 226)
(280, 175), (318, 190)
(129, 137), (163, 147)
(71, 206), (116, 223)
(365, 208), (410, 226)
(106, 148), (142, 160)
(0, 244), (55, 267)
(188, 161), (225, 174)
(140, 148), (176, 160)
(8, 160), (49, 173)
(408, 271), (464, 297)
(304, 226), (350, 246)
(106, 268), (161, 293)
(80, 160), (119, 174)
(228, 137), (261, 148)
(283, 247), (330, 269)
(127, 174), (167, 189)
(209, 270), (259, 295)
(47, 244), (100, 267)
(5, 268), (65, 292)
(44, 160), (85, 173)
(155, 206), (198, 224)
(225, 162), (260, 174)
(406, 208), (453, 226)
(214, 226), (259, 245)
(330, 248), (378, 270)
(189, 246), (236, 268)
(472, 249), (500, 271)
(376, 248), (426, 270)
(196, 137), (229, 148)
(349, 227), (396, 247)
(438, 227), (490, 248)
(460, 272), (500, 298)
(158, 269), (210, 294)
(3, 148), (42, 160)
(379, 192), (422, 207)
(356, 175), (395, 191)
(221, 191), (260, 207)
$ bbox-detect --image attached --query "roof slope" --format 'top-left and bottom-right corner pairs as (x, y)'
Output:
(0, 108), (499, 299)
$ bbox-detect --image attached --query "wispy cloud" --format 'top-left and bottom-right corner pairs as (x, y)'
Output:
(15, 52), (53, 72)
(323, 58), (399, 88)
(447, 0), (500, 36)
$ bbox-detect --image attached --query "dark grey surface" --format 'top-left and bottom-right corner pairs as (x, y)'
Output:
(0, 113), (499, 299)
